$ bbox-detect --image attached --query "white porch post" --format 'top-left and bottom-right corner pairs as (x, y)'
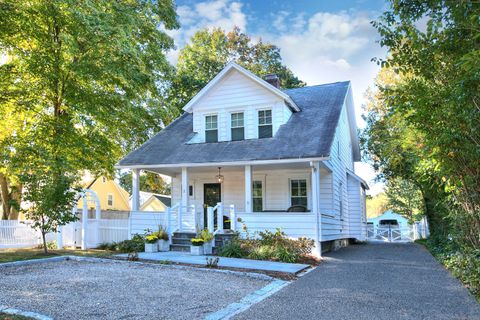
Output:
(131, 169), (140, 211)
(81, 193), (88, 250)
(244, 165), (252, 213)
(229, 205), (236, 232)
(311, 161), (322, 257)
(180, 167), (189, 232)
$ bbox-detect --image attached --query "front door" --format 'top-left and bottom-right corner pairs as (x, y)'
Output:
(204, 183), (221, 228)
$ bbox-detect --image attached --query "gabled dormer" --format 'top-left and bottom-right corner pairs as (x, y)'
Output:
(183, 62), (300, 144)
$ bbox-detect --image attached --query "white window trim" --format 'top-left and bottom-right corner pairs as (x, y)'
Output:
(252, 174), (266, 212)
(107, 193), (114, 207)
(287, 175), (310, 209)
(229, 111), (245, 141)
(204, 113), (219, 142)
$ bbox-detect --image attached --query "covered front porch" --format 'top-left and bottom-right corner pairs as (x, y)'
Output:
(128, 159), (332, 256)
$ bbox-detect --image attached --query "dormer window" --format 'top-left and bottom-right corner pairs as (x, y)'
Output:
(205, 115), (218, 143)
(231, 112), (244, 141)
(258, 109), (272, 138)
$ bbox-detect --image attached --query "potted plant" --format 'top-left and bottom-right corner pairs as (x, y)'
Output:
(200, 229), (214, 255)
(190, 238), (205, 255)
(156, 226), (170, 252)
(144, 233), (159, 253)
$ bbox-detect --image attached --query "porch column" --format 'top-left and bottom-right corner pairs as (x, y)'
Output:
(181, 167), (189, 209)
(244, 165), (252, 212)
(131, 169), (140, 211)
(310, 161), (322, 257)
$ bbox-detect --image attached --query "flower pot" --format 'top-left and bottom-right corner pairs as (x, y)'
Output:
(203, 241), (213, 255)
(145, 242), (158, 253)
(190, 245), (204, 255)
(158, 239), (170, 252)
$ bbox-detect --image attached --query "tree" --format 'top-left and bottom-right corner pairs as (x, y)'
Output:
(385, 178), (424, 222)
(367, 1), (480, 249)
(0, 1), (178, 246)
(366, 193), (389, 218)
(119, 171), (171, 195)
(168, 27), (305, 113)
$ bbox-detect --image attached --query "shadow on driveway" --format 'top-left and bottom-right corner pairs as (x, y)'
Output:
(235, 242), (480, 320)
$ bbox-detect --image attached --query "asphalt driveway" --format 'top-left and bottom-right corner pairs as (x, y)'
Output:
(235, 242), (480, 320)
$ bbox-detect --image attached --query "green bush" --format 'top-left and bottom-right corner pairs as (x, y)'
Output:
(218, 228), (315, 263)
(116, 234), (145, 253)
(219, 237), (246, 258)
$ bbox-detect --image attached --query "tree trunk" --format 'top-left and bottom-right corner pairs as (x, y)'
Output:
(42, 230), (48, 254)
(0, 172), (11, 219)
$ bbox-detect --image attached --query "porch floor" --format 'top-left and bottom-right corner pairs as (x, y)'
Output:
(116, 251), (310, 274)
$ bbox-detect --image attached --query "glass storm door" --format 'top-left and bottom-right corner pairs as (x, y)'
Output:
(203, 183), (221, 228)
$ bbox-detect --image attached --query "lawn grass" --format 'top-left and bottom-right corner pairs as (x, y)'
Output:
(0, 247), (114, 264)
(0, 312), (33, 320)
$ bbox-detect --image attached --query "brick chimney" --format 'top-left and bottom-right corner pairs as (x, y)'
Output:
(264, 74), (280, 88)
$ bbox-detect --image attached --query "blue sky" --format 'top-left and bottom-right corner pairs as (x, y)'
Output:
(168, 0), (390, 193)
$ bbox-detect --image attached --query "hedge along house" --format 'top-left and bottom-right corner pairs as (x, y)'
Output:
(117, 62), (368, 257)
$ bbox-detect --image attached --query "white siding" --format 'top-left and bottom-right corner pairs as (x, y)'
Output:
(189, 70), (292, 143)
(347, 175), (362, 239)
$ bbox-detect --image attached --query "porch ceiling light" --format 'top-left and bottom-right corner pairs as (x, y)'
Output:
(215, 167), (224, 183)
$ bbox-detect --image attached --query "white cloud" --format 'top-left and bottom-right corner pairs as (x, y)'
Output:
(166, 0), (247, 64)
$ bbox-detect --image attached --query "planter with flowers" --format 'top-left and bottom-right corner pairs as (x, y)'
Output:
(156, 226), (170, 252)
(144, 233), (159, 253)
(200, 229), (214, 255)
(190, 238), (205, 255)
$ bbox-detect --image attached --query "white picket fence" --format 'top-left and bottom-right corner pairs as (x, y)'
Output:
(0, 219), (129, 249)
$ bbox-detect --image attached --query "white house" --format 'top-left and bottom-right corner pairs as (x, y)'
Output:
(117, 62), (368, 256)
(368, 210), (410, 230)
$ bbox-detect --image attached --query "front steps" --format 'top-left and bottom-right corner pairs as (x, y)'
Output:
(170, 231), (196, 252)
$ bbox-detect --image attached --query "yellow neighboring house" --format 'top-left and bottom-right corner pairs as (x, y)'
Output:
(139, 192), (171, 212)
(77, 175), (130, 211)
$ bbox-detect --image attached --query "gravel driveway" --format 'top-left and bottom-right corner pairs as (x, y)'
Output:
(0, 259), (270, 319)
(235, 243), (480, 320)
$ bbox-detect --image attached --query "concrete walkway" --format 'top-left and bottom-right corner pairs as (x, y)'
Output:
(117, 251), (310, 274)
(235, 243), (480, 320)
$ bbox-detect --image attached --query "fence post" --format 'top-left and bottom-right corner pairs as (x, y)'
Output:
(57, 225), (63, 249)
(207, 207), (214, 235)
(178, 206), (183, 232)
(229, 205), (236, 232)
(217, 202), (223, 232)
(81, 193), (88, 250)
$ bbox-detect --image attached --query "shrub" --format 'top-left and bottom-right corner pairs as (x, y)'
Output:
(116, 234), (145, 253)
(199, 229), (214, 242)
(219, 238), (246, 258)
(156, 226), (169, 241)
(191, 238), (205, 246)
(218, 228), (315, 263)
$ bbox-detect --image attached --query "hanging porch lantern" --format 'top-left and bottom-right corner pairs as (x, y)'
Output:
(215, 167), (224, 183)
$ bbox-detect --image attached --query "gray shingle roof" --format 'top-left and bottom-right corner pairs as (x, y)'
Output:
(153, 195), (171, 207)
(118, 81), (350, 166)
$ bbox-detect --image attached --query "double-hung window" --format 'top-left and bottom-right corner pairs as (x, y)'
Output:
(290, 179), (307, 207)
(252, 180), (263, 212)
(258, 110), (272, 138)
(205, 115), (218, 143)
(231, 112), (244, 141)
(107, 194), (114, 207)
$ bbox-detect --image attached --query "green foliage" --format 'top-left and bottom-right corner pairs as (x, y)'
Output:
(366, 1), (480, 249)
(119, 171), (171, 195)
(218, 236), (246, 258)
(218, 229), (315, 263)
(366, 193), (389, 218)
(199, 229), (214, 242)
(0, 1), (178, 228)
(168, 27), (305, 113)
(385, 178), (424, 222)
(156, 225), (169, 241)
(116, 234), (145, 253)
